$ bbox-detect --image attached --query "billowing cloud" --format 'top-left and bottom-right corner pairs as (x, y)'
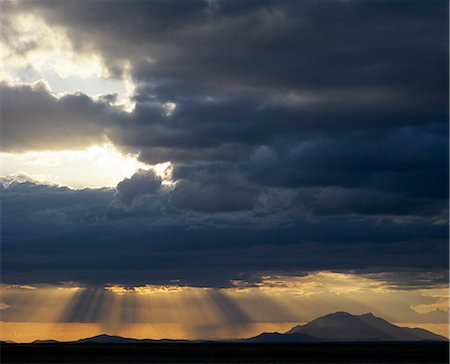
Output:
(1, 180), (447, 288)
(114, 169), (162, 208)
(171, 165), (260, 212)
(2, 0), (447, 156)
(0, 0), (447, 294)
(0, 81), (120, 152)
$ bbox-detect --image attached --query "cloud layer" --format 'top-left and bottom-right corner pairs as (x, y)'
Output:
(1, 0), (448, 288)
(1, 180), (447, 288)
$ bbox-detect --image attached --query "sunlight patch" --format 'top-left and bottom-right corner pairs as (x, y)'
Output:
(1, 12), (136, 111)
(1, 144), (149, 189)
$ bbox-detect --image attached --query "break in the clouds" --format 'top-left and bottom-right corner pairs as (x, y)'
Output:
(0, 0), (448, 292)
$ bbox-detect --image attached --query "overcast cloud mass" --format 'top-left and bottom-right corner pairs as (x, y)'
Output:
(0, 0), (448, 289)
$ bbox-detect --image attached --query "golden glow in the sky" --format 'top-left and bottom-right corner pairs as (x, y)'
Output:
(0, 145), (170, 189)
(0, 272), (447, 342)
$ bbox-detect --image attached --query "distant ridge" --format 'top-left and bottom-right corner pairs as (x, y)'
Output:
(0, 339), (16, 344)
(284, 312), (447, 342)
(75, 334), (187, 344)
(19, 312), (448, 344)
(27, 334), (189, 345)
(76, 334), (147, 344)
(245, 332), (323, 343)
(32, 339), (60, 344)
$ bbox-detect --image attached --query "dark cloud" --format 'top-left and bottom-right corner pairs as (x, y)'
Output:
(22, 0), (446, 96)
(246, 125), (448, 198)
(1, 1), (448, 288)
(0, 82), (120, 152)
(2, 0), (447, 160)
(171, 165), (260, 212)
(294, 187), (446, 218)
(1, 181), (447, 288)
(114, 169), (162, 208)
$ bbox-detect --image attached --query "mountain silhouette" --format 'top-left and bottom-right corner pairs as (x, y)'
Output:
(75, 334), (186, 344)
(26, 312), (447, 344)
(246, 332), (323, 343)
(285, 311), (446, 341)
(76, 334), (147, 344)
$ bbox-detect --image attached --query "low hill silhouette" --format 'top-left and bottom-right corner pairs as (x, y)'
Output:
(27, 312), (447, 344)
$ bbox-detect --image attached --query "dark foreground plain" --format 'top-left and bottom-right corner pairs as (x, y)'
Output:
(1, 342), (448, 363)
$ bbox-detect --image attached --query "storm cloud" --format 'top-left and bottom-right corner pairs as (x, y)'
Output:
(114, 169), (162, 208)
(1, 0), (448, 288)
(1, 179), (447, 288)
(0, 81), (119, 152)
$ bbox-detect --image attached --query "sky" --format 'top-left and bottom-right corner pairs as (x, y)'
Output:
(0, 0), (448, 342)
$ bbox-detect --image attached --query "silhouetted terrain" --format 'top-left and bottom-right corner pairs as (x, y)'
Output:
(73, 334), (188, 344)
(284, 312), (446, 341)
(2, 342), (448, 363)
(18, 312), (447, 345)
(246, 332), (323, 343)
(2, 312), (447, 363)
